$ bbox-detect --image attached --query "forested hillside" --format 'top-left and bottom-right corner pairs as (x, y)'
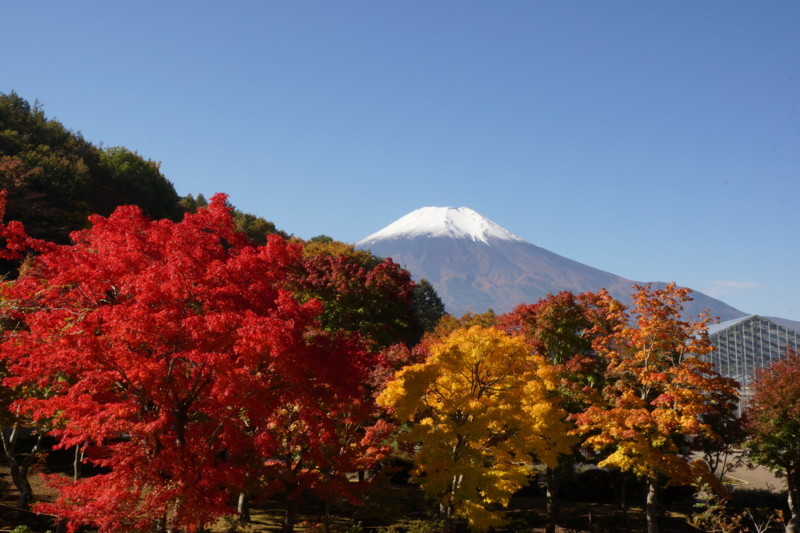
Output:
(0, 93), (182, 242)
(0, 92), (286, 248)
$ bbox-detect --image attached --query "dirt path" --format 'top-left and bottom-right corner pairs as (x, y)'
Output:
(727, 462), (785, 492)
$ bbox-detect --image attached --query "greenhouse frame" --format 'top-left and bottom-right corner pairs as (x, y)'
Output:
(702, 314), (800, 408)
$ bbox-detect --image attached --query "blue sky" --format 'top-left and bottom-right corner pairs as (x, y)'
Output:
(3, 1), (799, 320)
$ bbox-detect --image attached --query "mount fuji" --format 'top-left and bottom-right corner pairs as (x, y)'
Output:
(356, 207), (747, 320)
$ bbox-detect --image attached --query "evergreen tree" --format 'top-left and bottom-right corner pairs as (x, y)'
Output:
(412, 278), (446, 332)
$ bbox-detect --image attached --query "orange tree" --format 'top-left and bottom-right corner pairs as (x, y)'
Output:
(745, 348), (800, 533)
(377, 325), (571, 531)
(575, 284), (738, 533)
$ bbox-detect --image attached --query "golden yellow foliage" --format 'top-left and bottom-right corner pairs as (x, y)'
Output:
(377, 326), (573, 530)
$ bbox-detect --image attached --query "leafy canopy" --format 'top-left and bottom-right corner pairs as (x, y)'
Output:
(746, 349), (800, 474)
(576, 284), (737, 486)
(745, 349), (800, 532)
(378, 325), (571, 530)
(0, 92), (182, 243)
(0, 193), (381, 532)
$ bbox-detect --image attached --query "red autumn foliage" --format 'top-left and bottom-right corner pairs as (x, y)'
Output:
(745, 348), (800, 533)
(0, 193), (388, 532)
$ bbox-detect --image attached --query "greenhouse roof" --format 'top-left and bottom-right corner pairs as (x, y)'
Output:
(708, 315), (800, 336)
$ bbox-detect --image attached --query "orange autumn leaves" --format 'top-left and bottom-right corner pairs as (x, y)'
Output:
(379, 285), (738, 532)
(577, 285), (736, 485)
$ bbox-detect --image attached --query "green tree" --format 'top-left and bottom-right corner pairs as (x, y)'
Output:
(412, 279), (446, 332)
(0, 156), (67, 244)
(179, 193), (208, 213)
(231, 209), (289, 244)
(0, 92), (183, 244)
(296, 241), (423, 348)
(97, 147), (182, 221)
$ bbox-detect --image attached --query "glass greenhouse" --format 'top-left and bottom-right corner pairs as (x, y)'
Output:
(702, 315), (800, 409)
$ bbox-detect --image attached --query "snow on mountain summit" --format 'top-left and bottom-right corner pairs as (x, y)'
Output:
(354, 206), (747, 322)
(356, 207), (527, 246)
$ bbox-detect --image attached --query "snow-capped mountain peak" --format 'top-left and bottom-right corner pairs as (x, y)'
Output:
(355, 206), (747, 321)
(356, 207), (527, 246)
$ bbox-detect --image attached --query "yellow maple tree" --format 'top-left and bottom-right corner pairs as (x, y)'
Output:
(377, 325), (572, 531)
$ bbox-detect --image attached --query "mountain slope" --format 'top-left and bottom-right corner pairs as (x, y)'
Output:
(356, 207), (747, 320)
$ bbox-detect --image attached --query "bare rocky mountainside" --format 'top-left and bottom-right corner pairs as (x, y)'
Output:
(356, 206), (747, 320)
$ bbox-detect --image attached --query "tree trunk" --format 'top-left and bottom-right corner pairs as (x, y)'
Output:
(786, 467), (800, 533)
(438, 493), (455, 533)
(545, 465), (561, 533)
(73, 444), (85, 481)
(237, 491), (251, 523)
(1, 426), (43, 510)
(646, 476), (659, 533)
(157, 513), (168, 533)
(283, 498), (297, 533)
(443, 472), (462, 533)
(322, 496), (331, 533)
(9, 460), (34, 509)
(166, 497), (183, 533)
(617, 470), (631, 533)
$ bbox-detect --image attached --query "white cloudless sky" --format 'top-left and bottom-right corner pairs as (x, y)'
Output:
(2, 1), (799, 320)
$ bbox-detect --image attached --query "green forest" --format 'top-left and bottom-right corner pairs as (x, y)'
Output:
(1, 94), (799, 533)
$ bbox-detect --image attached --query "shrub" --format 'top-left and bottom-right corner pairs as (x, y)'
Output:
(377, 519), (445, 533)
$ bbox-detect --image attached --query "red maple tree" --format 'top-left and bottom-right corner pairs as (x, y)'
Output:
(0, 193), (386, 532)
